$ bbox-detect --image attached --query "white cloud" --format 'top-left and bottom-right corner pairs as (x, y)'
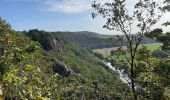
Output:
(45, 0), (90, 13)
(1, 0), (132, 13)
(44, 0), (112, 13)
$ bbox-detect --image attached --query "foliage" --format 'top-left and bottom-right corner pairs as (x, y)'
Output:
(0, 18), (131, 99)
(25, 29), (122, 84)
(152, 50), (170, 58)
(45, 42), (119, 84)
(112, 46), (170, 99)
(53, 31), (117, 49)
(26, 30), (118, 50)
(26, 29), (63, 51)
(0, 18), (59, 99)
(145, 28), (170, 50)
(135, 47), (170, 100)
(25, 29), (131, 99)
(145, 28), (163, 39)
(157, 32), (170, 50)
(92, 0), (170, 99)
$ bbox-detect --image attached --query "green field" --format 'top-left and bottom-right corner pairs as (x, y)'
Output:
(138, 43), (162, 51)
(93, 43), (163, 57)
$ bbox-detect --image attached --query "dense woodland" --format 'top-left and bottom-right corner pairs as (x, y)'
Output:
(0, 16), (170, 99)
(0, 0), (170, 100)
(0, 18), (130, 99)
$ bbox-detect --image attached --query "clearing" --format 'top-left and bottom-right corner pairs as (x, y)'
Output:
(93, 43), (163, 57)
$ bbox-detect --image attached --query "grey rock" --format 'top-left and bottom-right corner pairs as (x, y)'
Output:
(52, 60), (72, 77)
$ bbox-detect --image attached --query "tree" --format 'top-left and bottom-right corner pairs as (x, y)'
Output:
(0, 17), (55, 99)
(135, 46), (170, 99)
(145, 28), (170, 50)
(158, 32), (170, 50)
(145, 28), (163, 40)
(92, 0), (170, 99)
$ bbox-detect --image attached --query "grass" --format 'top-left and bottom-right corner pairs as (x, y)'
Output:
(93, 43), (163, 57)
(138, 43), (163, 51)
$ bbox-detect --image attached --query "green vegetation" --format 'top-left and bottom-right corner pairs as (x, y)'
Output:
(94, 43), (163, 57)
(145, 28), (170, 50)
(138, 43), (163, 51)
(92, 0), (170, 99)
(0, 19), (53, 99)
(26, 29), (120, 83)
(1, 0), (170, 98)
(0, 19), (131, 99)
(53, 31), (116, 49)
(45, 44), (117, 83)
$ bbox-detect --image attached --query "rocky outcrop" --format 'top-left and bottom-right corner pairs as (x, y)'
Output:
(50, 38), (64, 51)
(52, 60), (72, 77)
(27, 29), (64, 51)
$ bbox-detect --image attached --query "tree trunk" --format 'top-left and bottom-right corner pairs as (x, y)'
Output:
(130, 41), (138, 100)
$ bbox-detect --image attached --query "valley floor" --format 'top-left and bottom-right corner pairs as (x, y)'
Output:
(93, 43), (163, 57)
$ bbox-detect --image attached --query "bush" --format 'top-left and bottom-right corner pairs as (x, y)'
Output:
(152, 50), (170, 58)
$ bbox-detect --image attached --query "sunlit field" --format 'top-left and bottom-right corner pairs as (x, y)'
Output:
(93, 43), (163, 57)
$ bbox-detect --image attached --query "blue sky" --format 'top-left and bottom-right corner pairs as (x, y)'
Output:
(0, 0), (169, 34)
(0, 0), (114, 34)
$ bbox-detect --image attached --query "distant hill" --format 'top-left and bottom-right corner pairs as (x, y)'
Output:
(25, 30), (156, 51)
(53, 31), (156, 49)
(53, 31), (117, 49)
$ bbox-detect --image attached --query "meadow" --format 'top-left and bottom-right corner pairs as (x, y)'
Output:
(93, 43), (163, 57)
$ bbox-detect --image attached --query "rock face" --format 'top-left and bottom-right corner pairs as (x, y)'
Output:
(52, 60), (71, 77)
(50, 38), (64, 51)
(27, 29), (64, 51)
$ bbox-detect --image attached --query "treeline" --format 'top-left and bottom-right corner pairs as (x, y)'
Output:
(52, 31), (116, 49)
(24, 29), (156, 51)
